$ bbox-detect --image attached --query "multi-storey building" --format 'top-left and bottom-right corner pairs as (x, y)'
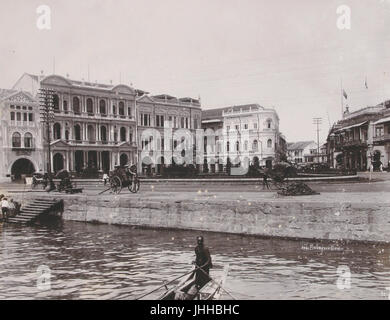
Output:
(326, 101), (390, 170)
(10, 73), (203, 176)
(201, 104), (284, 172)
(287, 141), (318, 164)
(136, 94), (202, 175)
(0, 88), (44, 181)
(14, 73), (138, 173)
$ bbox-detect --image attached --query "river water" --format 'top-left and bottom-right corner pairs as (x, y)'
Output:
(0, 221), (389, 300)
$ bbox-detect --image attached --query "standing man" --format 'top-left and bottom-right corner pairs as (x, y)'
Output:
(193, 236), (213, 289)
(1, 197), (10, 221)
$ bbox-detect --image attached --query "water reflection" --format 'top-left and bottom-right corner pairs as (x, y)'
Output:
(0, 221), (389, 300)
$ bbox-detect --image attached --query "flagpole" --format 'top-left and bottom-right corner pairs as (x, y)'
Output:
(340, 78), (344, 118)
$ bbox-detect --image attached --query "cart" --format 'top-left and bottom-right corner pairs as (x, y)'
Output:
(109, 166), (140, 194)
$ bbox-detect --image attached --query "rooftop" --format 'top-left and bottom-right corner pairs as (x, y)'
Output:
(202, 104), (270, 121)
(0, 89), (17, 100)
(287, 141), (316, 151)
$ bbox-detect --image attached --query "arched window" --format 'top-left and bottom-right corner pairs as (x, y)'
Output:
(266, 119), (272, 129)
(120, 127), (126, 142)
(227, 141), (230, 152)
(12, 132), (21, 148)
(74, 124), (81, 141)
(99, 100), (106, 115)
(65, 130), (69, 141)
(236, 141), (240, 151)
(101, 126), (107, 142)
(119, 102), (125, 116)
(53, 123), (61, 140)
(24, 132), (33, 148)
(267, 139), (272, 148)
(253, 140), (258, 152)
(86, 98), (93, 114)
(73, 97), (80, 114)
(88, 125), (95, 142)
(53, 94), (60, 111)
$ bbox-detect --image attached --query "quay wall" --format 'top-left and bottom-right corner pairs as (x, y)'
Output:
(29, 193), (390, 243)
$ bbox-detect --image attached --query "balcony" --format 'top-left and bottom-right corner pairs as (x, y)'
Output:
(65, 140), (137, 148)
(335, 139), (368, 148)
(55, 110), (135, 122)
(373, 134), (390, 143)
(11, 147), (36, 152)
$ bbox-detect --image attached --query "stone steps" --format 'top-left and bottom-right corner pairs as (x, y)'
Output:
(7, 198), (63, 225)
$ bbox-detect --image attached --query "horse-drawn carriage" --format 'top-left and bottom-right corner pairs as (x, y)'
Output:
(109, 165), (140, 194)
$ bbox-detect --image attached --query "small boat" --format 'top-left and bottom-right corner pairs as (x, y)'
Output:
(158, 264), (229, 300)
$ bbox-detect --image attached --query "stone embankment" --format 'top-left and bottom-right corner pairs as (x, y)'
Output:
(9, 191), (389, 243)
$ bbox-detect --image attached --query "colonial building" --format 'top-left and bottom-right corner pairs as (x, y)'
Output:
(136, 94), (202, 175)
(326, 101), (390, 170)
(287, 141), (318, 164)
(14, 73), (138, 173)
(201, 104), (284, 172)
(0, 88), (44, 181)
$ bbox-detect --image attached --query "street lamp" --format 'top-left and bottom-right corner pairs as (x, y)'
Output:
(39, 88), (55, 175)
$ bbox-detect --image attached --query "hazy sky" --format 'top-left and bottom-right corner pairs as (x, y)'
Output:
(1, 0), (390, 142)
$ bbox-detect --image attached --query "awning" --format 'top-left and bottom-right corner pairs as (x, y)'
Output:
(374, 116), (390, 125)
(202, 119), (222, 124)
(335, 121), (367, 132)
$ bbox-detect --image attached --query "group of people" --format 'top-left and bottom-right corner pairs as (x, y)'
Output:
(0, 194), (20, 222)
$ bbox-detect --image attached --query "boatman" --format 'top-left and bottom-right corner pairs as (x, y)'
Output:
(193, 236), (213, 289)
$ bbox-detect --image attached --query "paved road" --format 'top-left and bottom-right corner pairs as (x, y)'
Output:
(140, 180), (390, 193)
(2, 179), (390, 195)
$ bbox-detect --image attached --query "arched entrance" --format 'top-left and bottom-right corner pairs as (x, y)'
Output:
(53, 153), (64, 173)
(102, 151), (110, 173)
(75, 151), (84, 172)
(373, 150), (382, 170)
(120, 153), (128, 166)
(157, 156), (165, 175)
(11, 158), (35, 180)
(266, 159), (273, 169)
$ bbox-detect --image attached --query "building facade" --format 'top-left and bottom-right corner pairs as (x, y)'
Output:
(9, 73), (203, 177)
(287, 141), (318, 164)
(201, 104), (284, 172)
(326, 101), (390, 170)
(39, 75), (138, 173)
(136, 94), (202, 175)
(0, 89), (44, 181)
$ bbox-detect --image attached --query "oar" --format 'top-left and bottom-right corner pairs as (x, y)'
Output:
(198, 267), (237, 300)
(134, 265), (201, 300)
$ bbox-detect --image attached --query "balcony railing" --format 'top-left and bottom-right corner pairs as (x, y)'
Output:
(335, 139), (367, 148)
(65, 140), (137, 147)
(373, 134), (390, 142)
(55, 111), (135, 121)
(11, 147), (36, 151)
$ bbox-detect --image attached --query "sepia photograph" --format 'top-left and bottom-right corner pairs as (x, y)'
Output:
(0, 0), (390, 308)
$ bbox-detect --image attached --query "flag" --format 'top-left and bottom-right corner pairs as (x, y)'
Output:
(343, 90), (348, 99)
(365, 77), (368, 89)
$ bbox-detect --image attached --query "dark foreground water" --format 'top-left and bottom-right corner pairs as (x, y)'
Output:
(0, 221), (389, 300)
